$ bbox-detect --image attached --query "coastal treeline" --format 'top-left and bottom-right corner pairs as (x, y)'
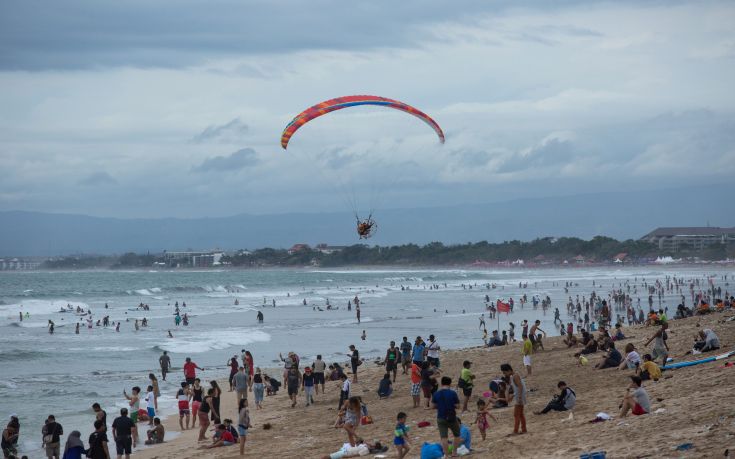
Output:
(40, 236), (733, 269)
(226, 236), (661, 267)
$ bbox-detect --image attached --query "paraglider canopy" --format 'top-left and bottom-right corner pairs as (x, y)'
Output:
(280, 95), (445, 149)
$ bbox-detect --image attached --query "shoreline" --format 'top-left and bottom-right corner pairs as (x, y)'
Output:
(2, 262), (734, 274)
(133, 311), (735, 459)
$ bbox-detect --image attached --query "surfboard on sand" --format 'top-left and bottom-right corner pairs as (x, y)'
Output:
(662, 349), (734, 370)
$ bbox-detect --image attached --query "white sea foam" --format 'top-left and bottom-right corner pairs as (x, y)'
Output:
(0, 299), (91, 317)
(157, 328), (271, 354)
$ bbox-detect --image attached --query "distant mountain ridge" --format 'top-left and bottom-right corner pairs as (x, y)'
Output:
(0, 186), (732, 256)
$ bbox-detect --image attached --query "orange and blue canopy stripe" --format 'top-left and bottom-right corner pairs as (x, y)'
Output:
(280, 95), (445, 149)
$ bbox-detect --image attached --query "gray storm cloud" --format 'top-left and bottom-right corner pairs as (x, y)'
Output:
(0, 1), (733, 218)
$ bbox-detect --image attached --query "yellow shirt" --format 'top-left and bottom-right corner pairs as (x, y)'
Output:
(522, 339), (533, 356)
(642, 361), (661, 380)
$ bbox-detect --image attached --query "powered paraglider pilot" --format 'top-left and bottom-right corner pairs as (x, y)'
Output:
(356, 215), (376, 239)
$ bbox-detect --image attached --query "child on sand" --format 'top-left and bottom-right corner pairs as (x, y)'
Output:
(475, 399), (497, 441)
(145, 386), (156, 425)
(177, 382), (191, 430)
(393, 412), (411, 459)
(410, 361), (421, 408)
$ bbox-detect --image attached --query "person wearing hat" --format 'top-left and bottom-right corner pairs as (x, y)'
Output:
(302, 367), (315, 406)
(458, 361), (475, 413)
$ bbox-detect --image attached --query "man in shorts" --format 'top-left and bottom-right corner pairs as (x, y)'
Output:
(384, 341), (399, 382)
(234, 366), (249, 402)
(43, 415), (63, 459)
(312, 354), (327, 394)
(158, 351), (171, 381)
(426, 334), (441, 368)
(619, 376), (651, 417)
(398, 337), (411, 374)
(431, 376), (462, 457)
(183, 357), (203, 385)
(112, 408), (137, 459)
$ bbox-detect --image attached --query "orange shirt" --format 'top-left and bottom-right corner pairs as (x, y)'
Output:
(410, 363), (421, 384)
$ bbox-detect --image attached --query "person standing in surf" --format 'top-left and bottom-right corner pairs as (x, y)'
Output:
(158, 351), (171, 381)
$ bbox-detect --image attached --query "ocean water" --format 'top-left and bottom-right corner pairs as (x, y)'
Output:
(0, 266), (731, 456)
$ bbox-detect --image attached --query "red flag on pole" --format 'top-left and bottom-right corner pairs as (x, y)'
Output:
(497, 299), (510, 313)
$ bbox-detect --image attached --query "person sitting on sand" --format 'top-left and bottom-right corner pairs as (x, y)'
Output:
(144, 417), (164, 445)
(199, 424), (235, 449)
(612, 323), (626, 341)
(579, 330), (591, 345)
(596, 333), (612, 352)
(595, 341), (622, 369)
(563, 333), (578, 348)
(535, 381), (577, 416)
(619, 376), (650, 417)
(618, 343), (641, 370)
(332, 363), (346, 380)
(377, 373), (393, 399)
(637, 354), (661, 381)
(675, 303), (693, 319)
(574, 332), (598, 358)
(488, 378), (509, 408)
(696, 300), (711, 315)
(486, 330), (503, 347)
(694, 328), (720, 352)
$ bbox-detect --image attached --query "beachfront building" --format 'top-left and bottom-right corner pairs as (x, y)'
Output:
(315, 243), (347, 254)
(0, 258), (42, 270)
(163, 250), (224, 268)
(288, 243), (311, 255)
(641, 227), (735, 252)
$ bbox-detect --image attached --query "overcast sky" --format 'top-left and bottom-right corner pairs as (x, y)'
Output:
(1, 1), (734, 218)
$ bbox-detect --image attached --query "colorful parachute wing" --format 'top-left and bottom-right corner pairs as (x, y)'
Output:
(280, 95), (445, 149)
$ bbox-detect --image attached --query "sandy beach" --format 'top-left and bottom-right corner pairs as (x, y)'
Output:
(131, 310), (735, 459)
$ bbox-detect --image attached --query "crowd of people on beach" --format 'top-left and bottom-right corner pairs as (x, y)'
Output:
(3, 274), (733, 459)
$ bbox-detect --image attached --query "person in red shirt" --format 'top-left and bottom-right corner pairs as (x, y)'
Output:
(410, 361), (421, 408)
(184, 357), (204, 385)
(200, 424), (235, 449)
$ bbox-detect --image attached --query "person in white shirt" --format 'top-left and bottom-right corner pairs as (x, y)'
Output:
(338, 374), (351, 409)
(619, 343), (641, 370)
(426, 334), (441, 368)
